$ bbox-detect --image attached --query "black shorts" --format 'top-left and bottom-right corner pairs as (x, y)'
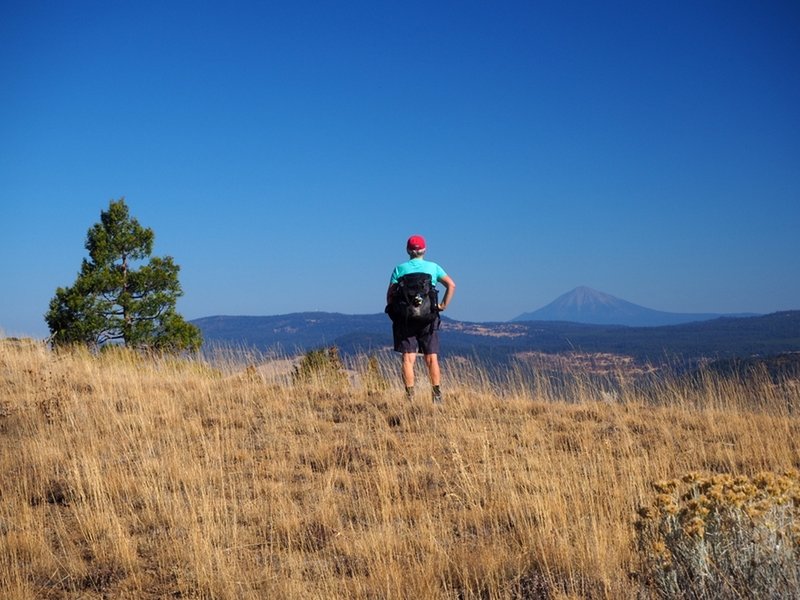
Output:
(393, 323), (440, 355)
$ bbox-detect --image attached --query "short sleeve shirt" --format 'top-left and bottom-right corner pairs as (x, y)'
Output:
(390, 258), (447, 287)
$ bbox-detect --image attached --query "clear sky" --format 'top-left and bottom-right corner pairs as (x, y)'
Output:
(2, 1), (799, 338)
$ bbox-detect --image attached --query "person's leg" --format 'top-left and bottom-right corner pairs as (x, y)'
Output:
(424, 354), (440, 386)
(395, 325), (417, 398)
(402, 352), (417, 388)
(425, 354), (443, 404)
(418, 326), (443, 403)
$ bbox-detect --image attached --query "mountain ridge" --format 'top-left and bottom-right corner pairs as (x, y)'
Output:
(191, 310), (800, 367)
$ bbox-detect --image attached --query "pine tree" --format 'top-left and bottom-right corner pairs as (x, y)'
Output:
(46, 198), (202, 351)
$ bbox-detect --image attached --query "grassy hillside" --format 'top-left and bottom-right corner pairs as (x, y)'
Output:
(2, 340), (799, 598)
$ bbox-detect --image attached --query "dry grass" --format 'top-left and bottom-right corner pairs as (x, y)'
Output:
(1, 338), (799, 598)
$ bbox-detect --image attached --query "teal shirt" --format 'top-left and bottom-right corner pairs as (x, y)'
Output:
(390, 258), (447, 286)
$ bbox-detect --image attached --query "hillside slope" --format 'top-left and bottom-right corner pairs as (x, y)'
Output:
(2, 341), (799, 598)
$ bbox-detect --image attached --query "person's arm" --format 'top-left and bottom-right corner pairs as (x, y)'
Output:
(387, 266), (400, 305)
(438, 275), (455, 310)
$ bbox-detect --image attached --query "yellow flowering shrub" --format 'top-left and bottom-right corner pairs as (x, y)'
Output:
(636, 470), (800, 598)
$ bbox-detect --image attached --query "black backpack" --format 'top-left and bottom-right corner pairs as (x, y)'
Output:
(386, 272), (441, 330)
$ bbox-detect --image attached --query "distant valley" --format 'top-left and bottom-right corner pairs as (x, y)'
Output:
(191, 310), (800, 374)
(191, 287), (798, 375)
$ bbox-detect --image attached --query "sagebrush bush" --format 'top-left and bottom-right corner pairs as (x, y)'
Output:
(636, 471), (800, 599)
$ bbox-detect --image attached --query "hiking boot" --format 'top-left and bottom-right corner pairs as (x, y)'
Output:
(432, 386), (442, 405)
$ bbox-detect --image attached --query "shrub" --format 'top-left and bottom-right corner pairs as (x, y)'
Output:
(635, 470), (800, 599)
(292, 346), (348, 386)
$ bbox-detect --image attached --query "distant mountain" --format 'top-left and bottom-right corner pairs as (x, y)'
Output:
(512, 286), (757, 327)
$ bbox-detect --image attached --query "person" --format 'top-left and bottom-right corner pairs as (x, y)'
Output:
(386, 235), (456, 404)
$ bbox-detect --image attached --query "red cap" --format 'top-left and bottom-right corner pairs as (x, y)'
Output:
(406, 235), (426, 252)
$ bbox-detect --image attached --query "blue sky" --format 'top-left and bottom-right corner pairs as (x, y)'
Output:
(2, 1), (799, 338)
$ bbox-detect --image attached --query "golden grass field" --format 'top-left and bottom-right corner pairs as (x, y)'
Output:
(1, 339), (799, 598)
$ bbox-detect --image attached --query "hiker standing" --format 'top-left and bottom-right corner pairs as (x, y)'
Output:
(385, 235), (455, 404)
